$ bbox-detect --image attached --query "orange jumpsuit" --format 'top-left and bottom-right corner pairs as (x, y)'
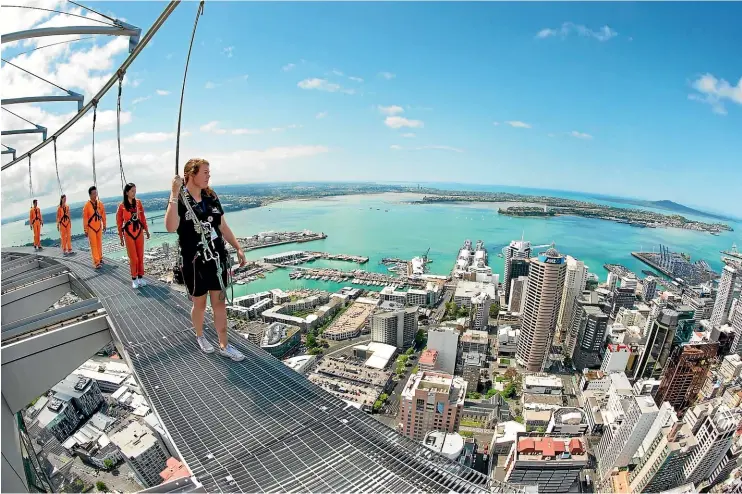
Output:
(82, 200), (106, 267)
(116, 200), (148, 279)
(57, 205), (72, 253)
(29, 206), (43, 248)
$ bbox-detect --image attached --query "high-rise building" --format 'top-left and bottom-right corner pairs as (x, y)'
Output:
(564, 291), (602, 361)
(596, 396), (659, 481)
(370, 303), (418, 349)
(109, 420), (170, 488)
(730, 301), (742, 356)
(504, 239), (531, 301)
(508, 276), (529, 313)
(398, 371), (466, 442)
(601, 344), (631, 373)
(628, 422), (698, 494)
(503, 434), (588, 493)
(516, 247), (567, 372)
(469, 291), (492, 331)
(556, 256), (589, 343)
(642, 277), (658, 302)
(571, 305), (609, 369)
(673, 305), (697, 345)
(634, 308), (682, 380)
(683, 401), (740, 487)
(610, 287), (636, 318)
(426, 326), (459, 374)
(653, 342), (719, 415)
(606, 272), (619, 292)
(51, 375), (104, 419)
(711, 266), (738, 327)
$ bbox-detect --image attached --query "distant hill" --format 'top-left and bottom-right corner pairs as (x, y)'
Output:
(648, 200), (734, 222)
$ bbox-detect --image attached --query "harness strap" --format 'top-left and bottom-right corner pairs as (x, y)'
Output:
(87, 201), (103, 233)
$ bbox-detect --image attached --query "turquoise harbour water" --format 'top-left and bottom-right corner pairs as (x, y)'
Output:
(3, 191), (740, 297)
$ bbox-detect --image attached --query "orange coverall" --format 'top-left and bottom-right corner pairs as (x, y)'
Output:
(57, 205), (72, 252)
(116, 200), (148, 278)
(83, 200), (106, 267)
(29, 206), (43, 248)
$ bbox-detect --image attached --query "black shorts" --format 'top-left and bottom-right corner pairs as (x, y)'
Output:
(180, 255), (229, 298)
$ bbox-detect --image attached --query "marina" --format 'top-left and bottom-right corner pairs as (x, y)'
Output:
(236, 230), (328, 251)
(286, 266), (428, 289)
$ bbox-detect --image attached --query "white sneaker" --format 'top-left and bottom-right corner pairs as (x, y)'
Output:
(196, 336), (215, 354)
(219, 344), (245, 362)
(138, 278), (148, 287)
(132, 280), (139, 289)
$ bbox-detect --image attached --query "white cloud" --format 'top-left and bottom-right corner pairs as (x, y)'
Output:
(131, 95), (151, 105)
(200, 121), (301, 135)
(689, 73), (742, 115)
(492, 121), (500, 126)
(505, 121), (532, 129)
(231, 128), (263, 135)
(223, 46), (234, 58)
(156, 89), (170, 96)
(378, 71), (396, 80)
(384, 116), (424, 129)
(282, 63), (296, 72)
(205, 81), (220, 89)
(123, 131), (190, 144)
(390, 144), (463, 153)
(200, 121), (227, 134)
(390, 145), (403, 150)
(536, 22), (618, 42)
(316, 111), (328, 119)
(569, 130), (593, 139)
(378, 105), (405, 116)
(297, 78), (354, 94)
(401, 133), (415, 138)
(348, 76), (364, 83)
(331, 69), (344, 76)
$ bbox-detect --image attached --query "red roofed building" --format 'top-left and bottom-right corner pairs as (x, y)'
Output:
(418, 349), (439, 372)
(160, 457), (190, 483)
(504, 434), (589, 493)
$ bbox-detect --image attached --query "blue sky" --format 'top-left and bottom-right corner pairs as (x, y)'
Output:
(2, 1), (741, 216)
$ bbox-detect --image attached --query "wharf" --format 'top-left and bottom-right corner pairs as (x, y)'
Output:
(603, 264), (634, 278)
(284, 266), (426, 289)
(238, 231), (327, 252)
(307, 251), (369, 264)
(631, 252), (683, 293)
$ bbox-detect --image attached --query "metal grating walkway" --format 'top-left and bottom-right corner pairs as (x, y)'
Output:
(3, 247), (525, 493)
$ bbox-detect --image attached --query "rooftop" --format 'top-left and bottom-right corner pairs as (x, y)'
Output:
(515, 435), (586, 461)
(423, 431), (465, 461)
(109, 420), (160, 459)
(419, 349), (439, 366)
(455, 280), (497, 300)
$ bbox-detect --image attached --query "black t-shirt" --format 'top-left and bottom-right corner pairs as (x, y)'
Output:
(176, 191), (227, 263)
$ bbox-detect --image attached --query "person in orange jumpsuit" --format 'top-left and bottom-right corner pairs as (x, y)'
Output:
(29, 199), (43, 250)
(82, 185), (106, 269)
(116, 183), (150, 289)
(57, 194), (73, 255)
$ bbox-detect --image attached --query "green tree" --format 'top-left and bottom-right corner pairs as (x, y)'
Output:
(489, 302), (500, 318)
(95, 481), (108, 492)
(514, 415), (524, 424)
(308, 347), (323, 355)
(466, 391), (482, 399)
(398, 355), (409, 364)
(457, 306), (470, 318)
(411, 365), (419, 374)
(103, 458), (115, 470)
(415, 328), (426, 345)
(486, 388), (498, 398)
(306, 333), (317, 348)
(536, 426), (546, 433)
(405, 347), (414, 356)
(502, 382), (516, 399)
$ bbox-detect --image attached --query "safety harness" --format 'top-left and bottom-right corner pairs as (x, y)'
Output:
(87, 200), (103, 233)
(58, 205), (71, 227)
(30, 207), (41, 225)
(121, 201), (144, 240)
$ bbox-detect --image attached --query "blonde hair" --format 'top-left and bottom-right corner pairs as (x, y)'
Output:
(183, 158), (214, 197)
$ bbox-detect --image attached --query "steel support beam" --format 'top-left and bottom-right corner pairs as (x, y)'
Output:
(1, 263), (69, 293)
(0, 256), (39, 278)
(1, 146), (16, 160)
(1, 127), (47, 141)
(2, 25), (141, 53)
(2, 92), (84, 112)
(1, 313), (111, 413)
(1, 299), (102, 343)
(1, 273), (75, 325)
(1, 1), (179, 170)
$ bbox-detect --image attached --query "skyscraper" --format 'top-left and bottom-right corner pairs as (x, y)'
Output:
(469, 291), (492, 331)
(711, 266), (738, 327)
(398, 371), (466, 442)
(653, 342), (718, 415)
(516, 247), (567, 372)
(634, 308), (681, 380)
(571, 305), (609, 369)
(503, 239), (531, 300)
(370, 303), (418, 349)
(564, 291), (602, 361)
(683, 401), (740, 487)
(556, 256), (588, 344)
(642, 277), (658, 302)
(508, 276), (529, 313)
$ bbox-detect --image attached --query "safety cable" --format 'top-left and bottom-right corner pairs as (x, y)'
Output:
(66, 0), (119, 25)
(0, 5), (115, 26)
(175, 0), (204, 175)
(1, 58), (72, 94)
(53, 137), (63, 195)
(91, 100), (98, 188)
(116, 71), (127, 190)
(28, 155), (33, 199)
(12, 37), (96, 57)
(2, 107), (39, 128)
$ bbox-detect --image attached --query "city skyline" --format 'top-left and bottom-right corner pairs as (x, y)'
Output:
(2, 1), (741, 218)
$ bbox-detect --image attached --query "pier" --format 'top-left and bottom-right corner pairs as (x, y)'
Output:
(283, 266), (427, 289)
(237, 231), (328, 252)
(307, 251), (368, 264)
(263, 250), (369, 266)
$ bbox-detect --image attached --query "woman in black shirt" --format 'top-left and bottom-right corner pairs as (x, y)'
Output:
(165, 158), (247, 361)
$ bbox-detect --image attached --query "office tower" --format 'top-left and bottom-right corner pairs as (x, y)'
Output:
(731, 302), (742, 356)
(621, 275), (638, 291)
(673, 305), (697, 345)
(109, 420), (170, 488)
(461, 352), (485, 391)
(508, 276), (528, 313)
(51, 376), (104, 419)
(606, 272), (619, 292)
(629, 422), (698, 494)
(596, 396), (659, 481)
(610, 287), (636, 318)
(642, 277), (658, 302)
(469, 291), (492, 331)
(711, 266), (738, 327)
(654, 342), (718, 415)
(503, 434), (588, 493)
(398, 371), (466, 442)
(571, 306), (609, 369)
(564, 291), (602, 360)
(556, 256), (589, 343)
(370, 304), (418, 349)
(426, 326), (459, 374)
(683, 402), (739, 487)
(516, 247), (567, 372)
(601, 344), (631, 373)
(634, 308), (682, 380)
(504, 239), (531, 300)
